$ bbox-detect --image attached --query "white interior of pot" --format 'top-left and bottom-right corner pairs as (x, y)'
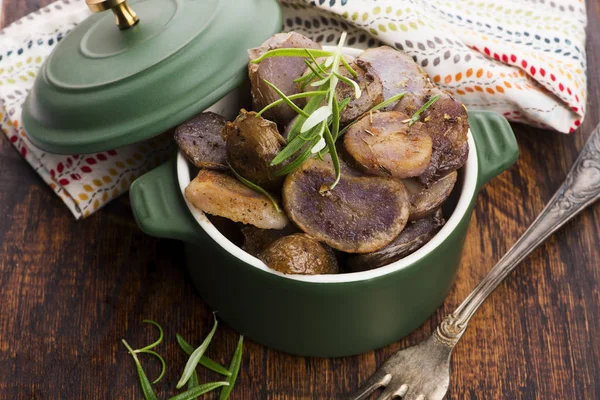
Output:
(176, 47), (479, 283)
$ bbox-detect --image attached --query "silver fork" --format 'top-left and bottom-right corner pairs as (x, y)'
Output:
(349, 122), (600, 400)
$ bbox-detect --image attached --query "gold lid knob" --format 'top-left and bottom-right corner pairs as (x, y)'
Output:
(86, 0), (139, 30)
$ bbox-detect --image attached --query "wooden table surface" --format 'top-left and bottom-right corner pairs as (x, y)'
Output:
(1, 1), (599, 399)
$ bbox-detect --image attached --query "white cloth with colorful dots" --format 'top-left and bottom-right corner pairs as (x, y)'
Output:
(0, 0), (588, 219)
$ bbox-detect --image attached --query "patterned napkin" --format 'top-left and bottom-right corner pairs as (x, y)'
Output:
(0, 0), (588, 219)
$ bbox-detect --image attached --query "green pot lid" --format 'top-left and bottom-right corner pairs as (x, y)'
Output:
(22, 0), (282, 154)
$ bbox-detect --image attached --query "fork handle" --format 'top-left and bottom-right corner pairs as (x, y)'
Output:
(435, 122), (600, 346)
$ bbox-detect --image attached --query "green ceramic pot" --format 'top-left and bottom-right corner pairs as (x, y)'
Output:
(130, 52), (518, 358)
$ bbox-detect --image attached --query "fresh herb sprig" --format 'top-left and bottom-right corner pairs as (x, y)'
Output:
(219, 336), (244, 400)
(252, 32), (360, 191)
(124, 317), (243, 400)
(408, 94), (441, 126)
(177, 315), (219, 389)
(122, 320), (167, 400)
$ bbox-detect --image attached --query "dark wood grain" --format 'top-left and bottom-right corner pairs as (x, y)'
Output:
(1, 1), (599, 399)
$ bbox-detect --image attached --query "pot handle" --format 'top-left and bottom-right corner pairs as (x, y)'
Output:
(130, 155), (205, 243)
(468, 110), (519, 190)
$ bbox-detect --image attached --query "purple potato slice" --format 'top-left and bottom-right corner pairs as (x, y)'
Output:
(174, 112), (228, 170)
(283, 159), (410, 253)
(347, 209), (445, 272)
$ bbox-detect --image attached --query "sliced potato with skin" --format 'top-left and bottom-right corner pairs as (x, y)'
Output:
(357, 46), (431, 111)
(343, 111), (433, 179)
(335, 59), (384, 124)
(185, 170), (288, 229)
(347, 209), (445, 272)
(248, 32), (322, 125)
(240, 224), (299, 258)
(404, 171), (458, 221)
(174, 112), (228, 170)
(283, 159), (410, 253)
(408, 90), (469, 183)
(260, 233), (339, 275)
(223, 109), (286, 190)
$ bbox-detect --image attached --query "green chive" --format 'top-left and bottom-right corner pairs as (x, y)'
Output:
(176, 316), (219, 389)
(250, 48), (334, 64)
(122, 339), (158, 400)
(228, 163), (281, 213)
(219, 336), (244, 400)
(408, 94), (441, 126)
(176, 334), (231, 377)
(168, 382), (230, 400)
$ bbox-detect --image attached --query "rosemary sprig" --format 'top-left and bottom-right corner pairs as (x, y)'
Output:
(122, 339), (158, 400)
(256, 91), (327, 118)
(322, 125), (341, 190)
(408, 94), (441, 126)
(168, 382), (230, 400)
(176, 315), (219, 389)
(228, 163), (281, 213)
(263, 80), (309, 117)
(370, 91), (407, 112)
(250, 48), (334, 63)
(121, 319), (167, 400)
(218, 336), (244, 400)
(258, 32), (358, 191)
(176, 334), (232, 377)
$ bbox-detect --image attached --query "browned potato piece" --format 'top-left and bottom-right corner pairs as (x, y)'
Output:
(248, 32), (322, 125)
(343, 111), (433, 179)
(405, 90), (468, 183)
(260, 233), (339, 275)
(185, 170), (288, 229)
(336, 60), (384, 124)
(240, 224), (299, 257)
(223, 109), (286, 189)
(357, 46), (431, 111)
(357, 47), (468, 182)
(283, 159), (410, 253)
(347, 209), (445, 272)
(174, 112), (227, 170)
(404, 171), (458, 220)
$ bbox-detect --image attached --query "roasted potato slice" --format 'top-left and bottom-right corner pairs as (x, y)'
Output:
(343, 111), (433, 179)
(223, 110), (286, 190)
(405, 90), (469, 183)
(248, 32), (322, 125)
(240, 224), (299, 257)
(404, 171), (458, 220)
(174, 112), (228, 170)
(260, 233), (339, 275)
(185, 170), (288, 229)
(357, 46), (431, 111)
(335, 60), (384, 124)
(347, 209), (445, 272)
(283, 159), (410, 253)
